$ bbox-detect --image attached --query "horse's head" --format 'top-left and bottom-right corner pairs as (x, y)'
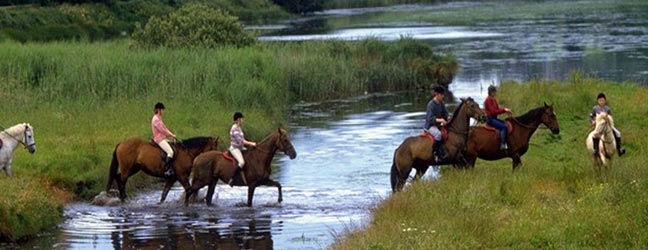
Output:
(593, 112), (613, 137)
(540, 103), (560, 134)
(460, 97), (486, 123)
(275, 128), (297, 159)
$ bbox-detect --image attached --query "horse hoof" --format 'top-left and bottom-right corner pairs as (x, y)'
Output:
(278, 198), (283, 203)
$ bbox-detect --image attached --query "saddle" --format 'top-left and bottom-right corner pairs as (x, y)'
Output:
(149, 140), (176, 161)
(420, 127), (449, 143)
(482, 121), (514, 137)
(223, 150), (247, 185)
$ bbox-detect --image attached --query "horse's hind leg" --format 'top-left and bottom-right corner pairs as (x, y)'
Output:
(159, 178), (176, 204)
(258, 179), (283, 203)
(205, 180), (217, 206)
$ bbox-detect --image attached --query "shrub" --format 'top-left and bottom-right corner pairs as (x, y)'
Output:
(132, 4), (255, 49)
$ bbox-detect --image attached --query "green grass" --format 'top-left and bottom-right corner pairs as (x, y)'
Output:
(328, 0), (648, 29)
(0, 38), (454, 241)
(333, 75), (648, 249)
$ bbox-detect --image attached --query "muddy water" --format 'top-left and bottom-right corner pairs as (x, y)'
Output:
(19, 91), (486, 250)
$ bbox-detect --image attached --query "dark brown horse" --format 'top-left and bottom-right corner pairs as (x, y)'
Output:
(390, 97), (486, 193)
(185, 129), (297, 207)
(105, 136), (218, 202)
(462, 103), (560, 170)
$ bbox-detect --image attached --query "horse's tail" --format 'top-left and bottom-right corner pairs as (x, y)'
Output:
(390, 159), (400, 193)
(106, 144), (119, 192)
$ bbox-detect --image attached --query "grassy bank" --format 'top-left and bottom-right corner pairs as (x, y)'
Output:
(328, 0), (648, 28)
(333, 75), (648, 249)
(0, 0), (289, 42)
(0, 38), (455, 241)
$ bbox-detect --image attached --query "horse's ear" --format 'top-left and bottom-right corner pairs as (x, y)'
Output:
(460, 97), (466, 102)
(544, 102), (548, 107)
(278, 128), (283, 135)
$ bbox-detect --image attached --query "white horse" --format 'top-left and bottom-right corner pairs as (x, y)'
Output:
(0, 123), (36, 177)
(586, 113), (615, 170)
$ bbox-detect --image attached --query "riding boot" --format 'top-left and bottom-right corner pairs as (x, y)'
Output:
(229, 167), (242, 187)
(433, 140), (447, 163)
(499, 130), (508, 150)
(614, 136), (626, 156)
(592, 137), (600, 156)
(163, 157), (174, 177)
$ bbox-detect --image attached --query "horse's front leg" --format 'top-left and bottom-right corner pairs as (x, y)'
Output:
(4, 160), (12, 177)
(247, 181), (261, 207)
(258, 178), (283, 203)
(159, 178), (176, 204)
(512, 154), (522, 171)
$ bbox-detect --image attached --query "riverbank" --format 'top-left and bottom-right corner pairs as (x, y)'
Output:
(333, 75), (648, 249)
(0, 38), (454, 241)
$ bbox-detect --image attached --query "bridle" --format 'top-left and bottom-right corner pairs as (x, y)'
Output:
(1, 124), (35, 149)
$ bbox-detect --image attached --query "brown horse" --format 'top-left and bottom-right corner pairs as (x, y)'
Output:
(390, 97), (486, 193)
(105, 136), (218, 202)
(462, 103), (560, 170)
(185, 128), (297, 207)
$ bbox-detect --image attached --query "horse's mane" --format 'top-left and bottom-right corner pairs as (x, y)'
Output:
(509, 107), (544, 124)
(595, 113), (614, 126)
(178, 136), (215, 149)
(3, 123), (30, 136)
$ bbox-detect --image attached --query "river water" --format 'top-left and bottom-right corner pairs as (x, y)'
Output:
(14, 1), (648, 249)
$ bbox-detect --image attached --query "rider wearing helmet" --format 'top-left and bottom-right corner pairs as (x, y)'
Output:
(228, 112), (257, 186)
(424, 86), (449, 163)
(151, 102), (177, 177)
(589, 93), (625, 156)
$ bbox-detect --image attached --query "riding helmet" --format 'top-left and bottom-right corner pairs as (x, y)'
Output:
(488, 85), (497, 94)
(433, 86), (445, 94)
(597, 93), (606, 100)
(233, 112), (244, 121)
(154, 102), (165, 110)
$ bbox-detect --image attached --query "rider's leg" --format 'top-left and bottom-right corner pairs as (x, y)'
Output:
(487, 117), (508, 150)
(592, 136), (600, 156)
(612, 127), (625, 156)
(228, 147), (245, 186)
(428, 126), (445, 162)
(158, 139), (175, 177)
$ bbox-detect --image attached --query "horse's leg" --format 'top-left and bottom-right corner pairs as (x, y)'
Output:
(247, 181), (260, 207)
(512, 154), (522, 171)
(258, 179), (283, 203)
(206, 180), (217, 206)
(5, 160), (12, 177)
(159, 178), (176, 204)
(414, 165), (429, 180)
(118, 173), (129, 201)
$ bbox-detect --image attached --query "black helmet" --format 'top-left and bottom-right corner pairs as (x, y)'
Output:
(154, 102), (165, 110)
(597, 93), (606, 100)
(233, 112), (244, 121)
(488, 85), (497, 94)
(433, 86), (446, 94)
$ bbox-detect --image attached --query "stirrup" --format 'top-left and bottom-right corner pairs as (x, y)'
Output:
(164, 168), (174, 177)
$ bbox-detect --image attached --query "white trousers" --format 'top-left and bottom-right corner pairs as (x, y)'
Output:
(158, 139), (174, 158)
(229, 146), (245, 168)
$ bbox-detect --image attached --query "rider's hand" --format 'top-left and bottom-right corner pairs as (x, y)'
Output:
(504, 108), (512, 113)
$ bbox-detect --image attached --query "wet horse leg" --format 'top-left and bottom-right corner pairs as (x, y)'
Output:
(206, 180), (217, 206)
(159, 178), (176, 204)
(258, 178), (283, 203)
(247, 181), (261, 207)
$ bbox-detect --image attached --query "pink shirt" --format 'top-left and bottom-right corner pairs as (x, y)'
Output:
(151, 114), (174, 143)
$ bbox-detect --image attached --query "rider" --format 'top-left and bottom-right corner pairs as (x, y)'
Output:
(151, 102), (177, 177)
(484, 85), (512, 150)
(228, 112), (257, 186)
(424, 86), (449, 163)
(589, 93), (625, 156)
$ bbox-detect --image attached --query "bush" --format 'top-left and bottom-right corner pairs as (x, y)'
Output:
(132, 4), (255, 49)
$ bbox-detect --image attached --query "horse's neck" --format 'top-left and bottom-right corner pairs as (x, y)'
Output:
(1, 126), (23, 151)
(447, 105), (468, 136)
(249, 133), (278, 166)
(512, 116), (542, 141)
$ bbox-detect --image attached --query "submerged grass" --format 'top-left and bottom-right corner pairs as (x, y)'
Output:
(328, 0), (648, 29)
(332, 76), (648, 249)
(0, 38), (454, 241)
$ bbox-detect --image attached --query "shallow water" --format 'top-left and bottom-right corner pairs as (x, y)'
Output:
(17, 92), (480, 250)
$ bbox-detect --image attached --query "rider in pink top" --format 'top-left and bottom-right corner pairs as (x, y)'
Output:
(151, 102), (177, 177)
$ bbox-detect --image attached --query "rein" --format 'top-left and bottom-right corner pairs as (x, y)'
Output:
(0, 124), (32, 149)
(510, 116), (537, 129)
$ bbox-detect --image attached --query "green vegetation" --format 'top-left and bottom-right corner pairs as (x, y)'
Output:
(0, 38), (455, 241)
(0, 0), (289, 42)
(328, 0), (648, 28)
(333, 75), (648, 249)
(132, 4), (255, 49)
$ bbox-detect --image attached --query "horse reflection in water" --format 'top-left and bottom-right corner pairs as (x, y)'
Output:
(108, 218), (273, 250)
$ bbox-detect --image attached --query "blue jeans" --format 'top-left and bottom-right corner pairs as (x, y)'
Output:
(487, 117), (508, 143)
